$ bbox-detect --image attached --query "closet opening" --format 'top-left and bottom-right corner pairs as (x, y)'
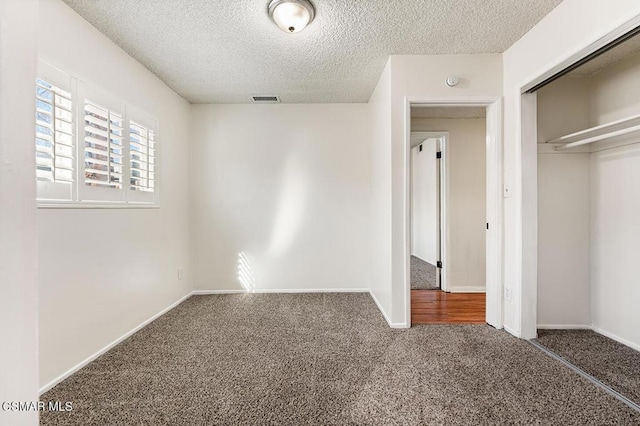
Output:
(528, 22), (640, 411)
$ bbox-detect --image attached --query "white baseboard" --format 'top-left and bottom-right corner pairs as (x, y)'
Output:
(191, 289), (246, 295)
(592, 326), (640, 352)
(39, 292), (192, 395)
(250, 288), (369, 294)
(535, 324), (640, 351)
(192, 288), (369, 294)
(448, 286), (486, 293)
(368, 290), (408, 329)
(537, 324), (592, 330)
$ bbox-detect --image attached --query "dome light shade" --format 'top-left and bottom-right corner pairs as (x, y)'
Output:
(268, 0), (315, 33)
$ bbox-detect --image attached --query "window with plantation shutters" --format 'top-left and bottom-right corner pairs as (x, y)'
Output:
(83, 101), (124, 189)
(35, 78), (74, 189)
(36, 60), (159, 207)
(129, 121), (155, 193)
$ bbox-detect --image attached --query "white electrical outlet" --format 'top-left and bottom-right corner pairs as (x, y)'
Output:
(178, 267), (183, 280)
(504, 287), (512, 301)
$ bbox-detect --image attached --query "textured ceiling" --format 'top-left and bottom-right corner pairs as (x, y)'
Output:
(61, 0), (563, 104)
(412, 106), (486, 119)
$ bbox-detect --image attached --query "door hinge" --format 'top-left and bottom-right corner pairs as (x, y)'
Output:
(436, 261), (443, 268)
(436, 151), (442, 159)
(486, 222), (489, 230)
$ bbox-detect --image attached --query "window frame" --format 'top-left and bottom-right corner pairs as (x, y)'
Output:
(36, 60), (159, 209)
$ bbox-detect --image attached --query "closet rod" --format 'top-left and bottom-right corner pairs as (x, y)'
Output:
(554, 124), (640, 151)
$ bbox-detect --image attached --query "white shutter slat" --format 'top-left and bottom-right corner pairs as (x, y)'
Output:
(131, 184), (149, 190)
(35, 90), (53, 103)
(36, 156), (53, 167)
(54, 97), (72, 112)
(55, 131), (73, 146)
(84, 102), (107, 116)
(130, 154), (148, 163)
(85, 135), (109, 148)
(130, 141), (147, 151)
(130, 164), (147, 172)
(36, 170), (54, 181)
(55, 108), (72, 123)
(85, 113), (109, 128)
(85, 157), (111, 167)
(54, 143), (73, 158)
(84, 168), (109, 177)
(84, 124), (110, 139)
(36, 147), (53, 156)
(54, 162), (74, 171)
(36, 110), (52, 121)
(54, 170), (74, 182)
(36, 116), (53, 129)
(56, 119), (73, 134)
(36, 103), (53, 115)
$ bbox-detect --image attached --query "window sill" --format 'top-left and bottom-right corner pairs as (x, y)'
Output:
(37, 200), (159, 209)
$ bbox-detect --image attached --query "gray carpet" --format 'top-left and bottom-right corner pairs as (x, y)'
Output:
(535, 329), (640, 405)
(41, 294), (639, 425)
(411, 255), (438, 290)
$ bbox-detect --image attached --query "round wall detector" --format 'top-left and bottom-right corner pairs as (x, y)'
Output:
(446, 75), (460, 87)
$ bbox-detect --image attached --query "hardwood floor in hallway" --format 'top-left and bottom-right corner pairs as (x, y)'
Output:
(411, 290), (486, 325)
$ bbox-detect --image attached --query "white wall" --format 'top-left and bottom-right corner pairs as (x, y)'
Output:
(536, 78), (591, 327)
(412, 118), (487, 292)
(502, 0), (640, 338)
(537, 153), (591, 326)
(537, 77), (590, 143)
(0, 0), (39, 424)
(368, 60), (394, 321)
(190, 104), (370, 292)
(588, 51), (640, 349)
(590, 51), (640, 125)
(37, 0), (192, 389)
(590, 144), (640, 349)
(368, 54), (502, 326)
(411, 139), (438, 264)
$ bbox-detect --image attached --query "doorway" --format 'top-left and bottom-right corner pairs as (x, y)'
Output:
(410, 134), (445, 291)
(406, 100), (502, 327)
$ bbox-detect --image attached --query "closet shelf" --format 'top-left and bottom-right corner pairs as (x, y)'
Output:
(547, 113), (640, 151)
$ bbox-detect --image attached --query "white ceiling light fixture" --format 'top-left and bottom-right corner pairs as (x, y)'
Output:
(268, 0), (315, 34)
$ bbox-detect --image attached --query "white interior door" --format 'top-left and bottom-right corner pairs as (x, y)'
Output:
(410, 138), (438, 265)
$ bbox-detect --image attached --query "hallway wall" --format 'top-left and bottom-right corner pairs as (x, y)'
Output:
(412, 118), (487, 292)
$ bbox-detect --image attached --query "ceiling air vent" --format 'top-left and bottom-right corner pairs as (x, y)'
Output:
(251, 96), (280, 103)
